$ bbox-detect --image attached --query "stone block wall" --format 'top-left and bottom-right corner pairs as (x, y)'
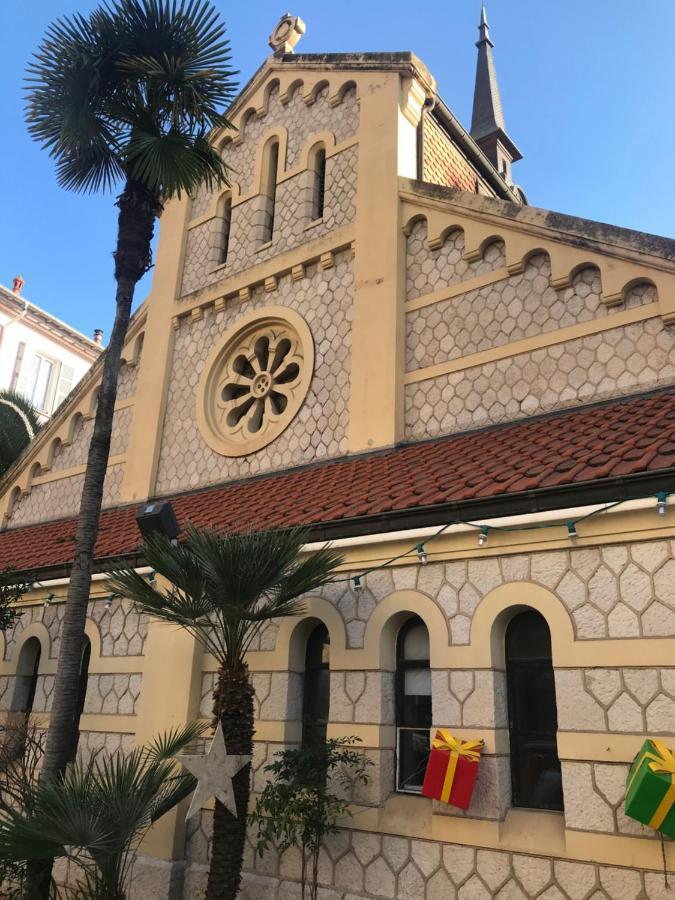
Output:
(181, 145), (358, 297)
(156, 250), (353, 495)
(197, 536), (675, 897)
(181, 83), (359, 297)
(404, 219), (675, 441)
(186, 819), (672, 900)
(0, 597), (146, 772)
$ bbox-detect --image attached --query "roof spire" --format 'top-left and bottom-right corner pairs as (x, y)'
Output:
(470, 2), (522, 180)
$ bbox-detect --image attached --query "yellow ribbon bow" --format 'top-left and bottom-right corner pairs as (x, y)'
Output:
(627, 739), (675, 831)
(431, 729), (484, 804)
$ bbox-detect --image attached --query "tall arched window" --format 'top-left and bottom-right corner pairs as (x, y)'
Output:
(12, 637), (41, 719)
(302, 624), (330, 749)
(68, 637), (91, 761)
(505, 610), (563, 811)
(395, 616), (431, 793)
(260, 138), (279, 244)
(310, 146), (326, 220)
(217, 195), (232, 265)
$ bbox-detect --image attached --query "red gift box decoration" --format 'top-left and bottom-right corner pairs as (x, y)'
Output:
(421, 729), (484, 810)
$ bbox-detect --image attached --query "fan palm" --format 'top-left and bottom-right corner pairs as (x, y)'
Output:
(0, 390), (41, 479)
(25, 0), (235, 837)
(0, 722), (205, 899)
(107, 526), (344, 900)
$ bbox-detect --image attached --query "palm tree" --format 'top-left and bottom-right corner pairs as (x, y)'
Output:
(0, 722), (205, 899)
(25, 0), (236, 818)
(0, 390), (41, 479)
(108, 526), (343, 900)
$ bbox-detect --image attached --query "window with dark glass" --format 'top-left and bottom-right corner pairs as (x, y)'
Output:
(218, 196), (232, 265)
(311, 147), (326, 220)
(12, 637), (41, 718)
(261, 138), (279, 244)
(395, 616), (432, 793)
(505, 610), (563, 811)
(301, 624), (330, 748)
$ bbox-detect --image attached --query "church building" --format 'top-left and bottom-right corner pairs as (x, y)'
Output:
(1, 8), (675, 899)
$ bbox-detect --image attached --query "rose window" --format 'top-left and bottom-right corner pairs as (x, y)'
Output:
(197, 308), (314, 456)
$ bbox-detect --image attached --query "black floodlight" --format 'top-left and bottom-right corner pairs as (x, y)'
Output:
(136, 501), (180, 542)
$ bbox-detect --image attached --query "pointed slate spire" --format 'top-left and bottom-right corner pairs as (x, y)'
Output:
(470, 2), (522, 181)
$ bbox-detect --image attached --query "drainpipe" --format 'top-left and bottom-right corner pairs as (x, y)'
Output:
(0, 277), (29, 357)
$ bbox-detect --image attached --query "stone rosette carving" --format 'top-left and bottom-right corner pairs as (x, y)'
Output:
(196, 306), (314, 457)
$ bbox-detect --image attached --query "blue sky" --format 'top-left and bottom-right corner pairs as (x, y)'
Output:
(1, 1), (673, 339)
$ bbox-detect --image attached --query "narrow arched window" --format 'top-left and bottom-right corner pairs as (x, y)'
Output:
(395, 616), (431, 793)
(68, 637), (91, 761)
(12, 637), (41, 718)
(217, 196), (232, 265)
(302, 624), (330, 749)
(260, 138), (279, 244)
(311, 147), (326, 220)
(505, 610), (563, 811)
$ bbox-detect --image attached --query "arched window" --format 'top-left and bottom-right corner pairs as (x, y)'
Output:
(301, 624), (330, 749)
(310, 146), (326, 220)
(260, 138), (279, 244)
(68, 637), (91, 761)
(395, 616), (431, 793)
(12, 637), (41, 718)
(217, 196), (232, 265)
(505, 610), (563, 811)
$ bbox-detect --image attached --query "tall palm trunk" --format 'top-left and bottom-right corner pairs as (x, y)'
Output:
(27, 180), (159, 900)
(208, 666), (255, 900)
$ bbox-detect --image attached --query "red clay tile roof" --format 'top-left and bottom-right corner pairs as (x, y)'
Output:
(1, 389), (675, 574)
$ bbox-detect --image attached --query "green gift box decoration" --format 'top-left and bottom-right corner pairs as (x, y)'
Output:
(625, 738), (675, 839)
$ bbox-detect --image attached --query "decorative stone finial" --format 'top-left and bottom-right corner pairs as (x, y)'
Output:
(268, 13), (306, 56)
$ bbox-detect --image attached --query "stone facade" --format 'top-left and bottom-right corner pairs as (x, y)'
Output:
(404, 222), (675, 440)
(184, 817), (672, 900)
(181, 85), (359, 297)
(156, 250), (353, 495)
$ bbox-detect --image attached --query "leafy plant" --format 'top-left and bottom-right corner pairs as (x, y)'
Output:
(0, 390), (41, 479)
(107, 526), (343, 900)
(0, 722), (45, 894)
(0, 569), (31, 633)
(248, 737), (373, 900)
(0, 722), (205, 899)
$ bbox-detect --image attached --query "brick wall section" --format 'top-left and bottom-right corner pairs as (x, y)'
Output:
(422, 113), (489, 195)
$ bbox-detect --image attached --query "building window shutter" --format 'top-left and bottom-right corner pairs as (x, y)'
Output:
(54, 363), (76, 411)
(10, 342), (26, 392)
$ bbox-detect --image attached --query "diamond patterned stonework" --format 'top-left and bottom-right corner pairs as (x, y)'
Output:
(181, 146), (357, 296)
(189, 83), (358, 217)
(156, 251), (352, 494)
(8, 464), (125, 528)
(184, 813), (670, 900)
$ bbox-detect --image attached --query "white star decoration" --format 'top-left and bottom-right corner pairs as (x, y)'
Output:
(179, 723), (251, 820)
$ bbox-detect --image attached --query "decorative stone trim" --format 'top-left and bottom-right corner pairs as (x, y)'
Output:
(196, 306), (314, 457)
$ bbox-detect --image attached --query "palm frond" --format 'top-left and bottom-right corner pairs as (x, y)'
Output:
(106, 526), (344, 669)
(25, 0), (237, 197)
(0, 391), (42, 478)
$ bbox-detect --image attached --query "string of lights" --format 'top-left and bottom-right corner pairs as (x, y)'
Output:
(34, 491), (670, 604)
